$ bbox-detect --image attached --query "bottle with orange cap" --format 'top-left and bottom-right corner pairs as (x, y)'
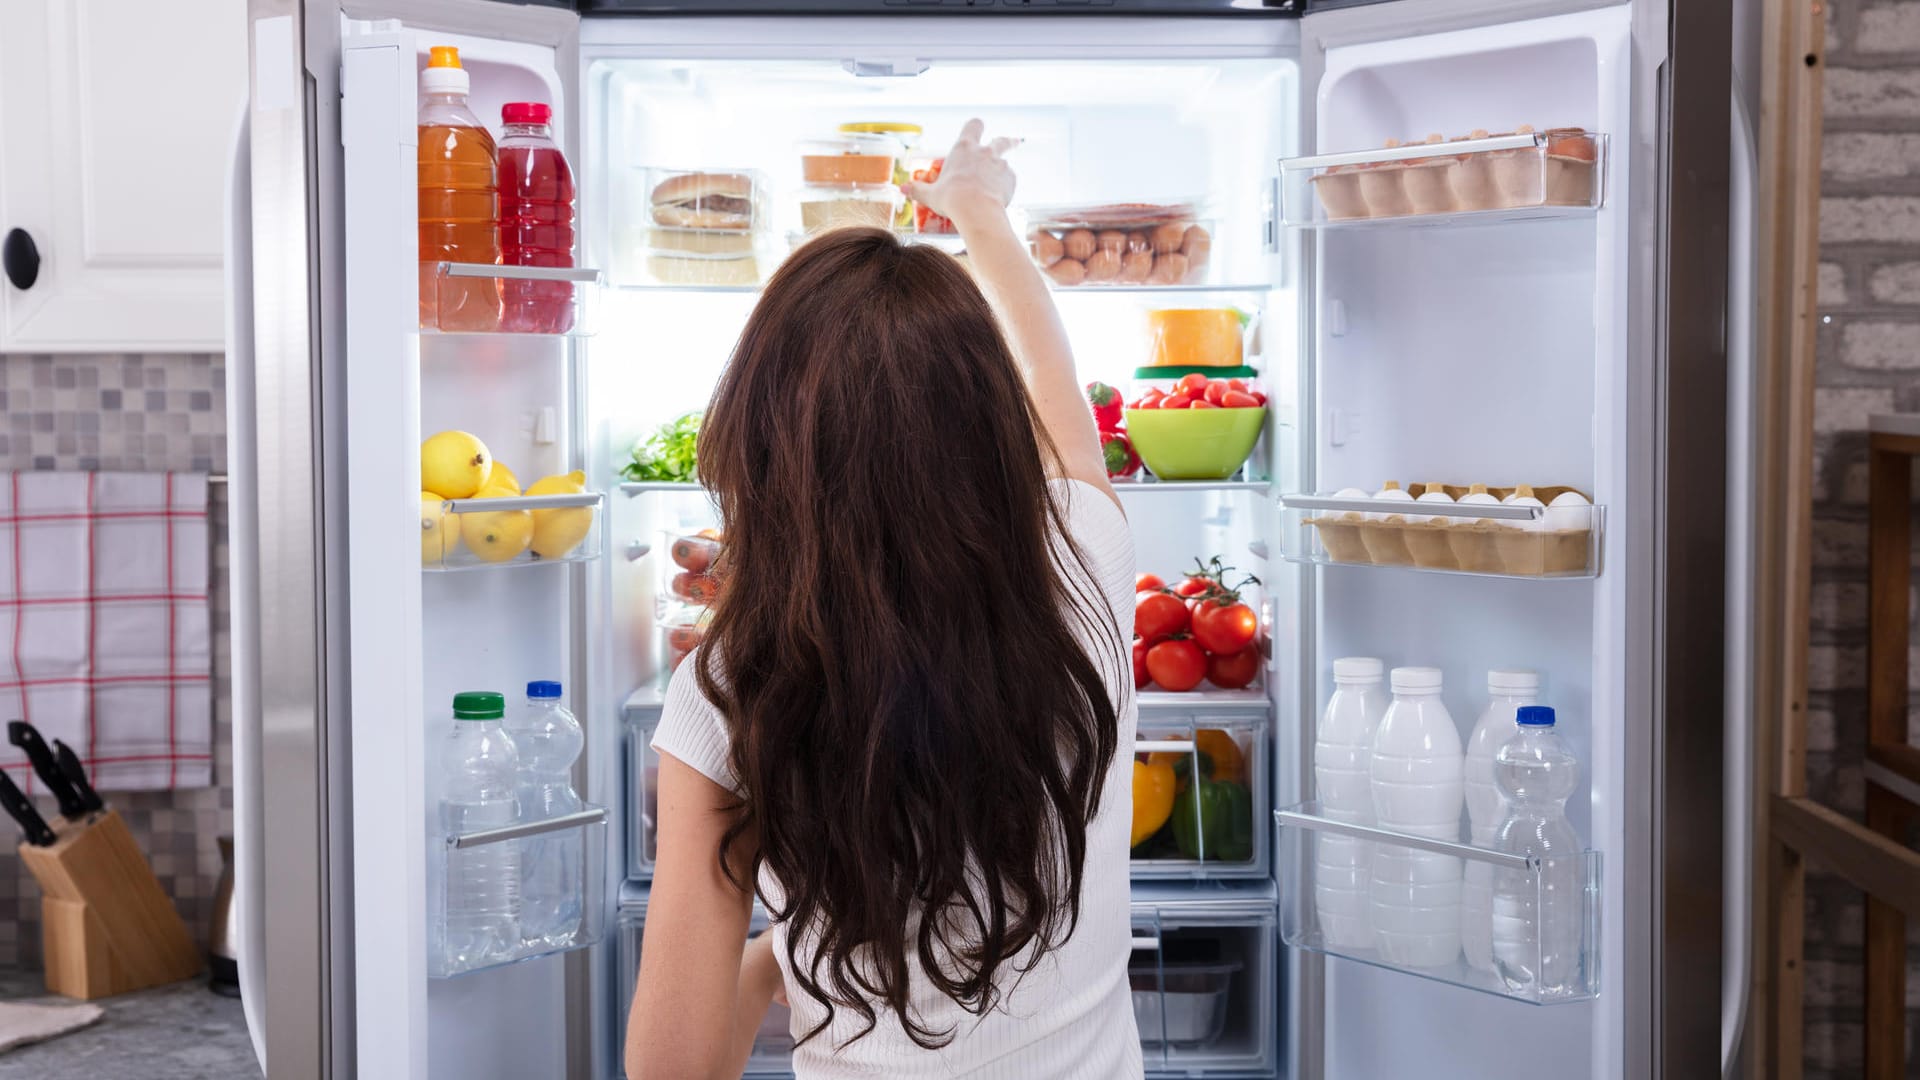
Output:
(419, 46), (502, 332)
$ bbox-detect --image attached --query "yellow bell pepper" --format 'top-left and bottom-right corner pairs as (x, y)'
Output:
(1132, 759), (1178, 847)
(1146, 728), (1246, 788)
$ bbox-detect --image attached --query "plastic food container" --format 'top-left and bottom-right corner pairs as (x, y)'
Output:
(1023, 202), (1213, 287)
(798, 133), (902, 186)
(1131, 958), (1241, 1046)
(1146, 308), (1249, 367)
(642, 167), (766, 231)
(1127, 366), (1262, 407)
(840, 122), (921, 228)
(798, 185), (903, 232)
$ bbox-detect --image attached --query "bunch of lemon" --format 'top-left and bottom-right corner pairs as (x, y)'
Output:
(419, 430), (594, 565)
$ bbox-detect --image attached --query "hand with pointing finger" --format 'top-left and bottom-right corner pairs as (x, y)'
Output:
(900, 118), (1021, 232)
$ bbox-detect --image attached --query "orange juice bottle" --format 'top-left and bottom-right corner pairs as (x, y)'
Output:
(418, 46), (500, 331)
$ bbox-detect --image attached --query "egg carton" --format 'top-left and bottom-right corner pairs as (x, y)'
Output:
(1289, 483), (1600, 578)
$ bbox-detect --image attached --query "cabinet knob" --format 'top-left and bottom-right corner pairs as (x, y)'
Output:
(3, 229), (39, 290)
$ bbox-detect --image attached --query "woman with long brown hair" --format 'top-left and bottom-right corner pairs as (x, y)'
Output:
(625, 120), (1139, 1079)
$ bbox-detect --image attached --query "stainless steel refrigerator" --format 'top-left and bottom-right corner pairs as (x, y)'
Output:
(226, 0), (1747, 1076)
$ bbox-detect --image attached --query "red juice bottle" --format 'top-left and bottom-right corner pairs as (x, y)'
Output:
(497, 102), (577, 334)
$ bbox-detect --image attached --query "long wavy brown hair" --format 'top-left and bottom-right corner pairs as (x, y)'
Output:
(694, 227), (1122, 1049)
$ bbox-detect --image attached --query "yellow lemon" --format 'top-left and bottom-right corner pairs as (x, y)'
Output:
(526, 470), (593, 560)
(421, 430), (492, 499)
(458, 491), (533, 563)
(480, 461), (521, 496)
(418, 491), (453, 566)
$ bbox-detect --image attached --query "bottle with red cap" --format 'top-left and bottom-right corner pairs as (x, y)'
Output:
(498, 102), (577, 333)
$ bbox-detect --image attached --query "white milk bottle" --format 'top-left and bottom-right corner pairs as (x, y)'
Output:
(1460, 669), (1539, 971)
(1369, 666), (1465, 967)
(1313, 658), (1388, 948)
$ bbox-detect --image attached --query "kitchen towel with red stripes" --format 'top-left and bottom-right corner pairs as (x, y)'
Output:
(0, 473), (210, 791)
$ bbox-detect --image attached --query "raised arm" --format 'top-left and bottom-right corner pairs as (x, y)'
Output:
(904, 120), (1119, 509)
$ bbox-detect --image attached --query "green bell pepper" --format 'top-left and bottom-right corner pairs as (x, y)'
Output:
(1171, 777), (1253, 862)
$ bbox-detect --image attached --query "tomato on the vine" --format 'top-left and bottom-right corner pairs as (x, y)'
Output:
(1191, 597), (1259, 656)
(1173, 575), (1213, 599)
(1136, 572), (1165, 593)
(1145, 638), (1207, 692)
(1206, 646), (1261, 690)
(1132, 638), (1152, 689)
(1135, 592), (1191, 641)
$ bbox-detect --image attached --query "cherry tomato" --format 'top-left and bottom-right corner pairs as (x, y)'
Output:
(1206, 646), (1261, 690)
(1160, 393), (1193, 410)
(1135, 591), (1191, 641)
(1176, 372), (1210, 395)
(1204, 381), (1228, 407)
(1136, 572), (1166, 592)
(1191, 598), (1259, 656)
(1145, 638), (1207, 692)
(1227, 378), (1247, 392)
(1250, 390), (1267, 406)
(1190, 400), (1218, 409)
(1221, 390), (1261, 408)
(1133, 638), (1152, 689)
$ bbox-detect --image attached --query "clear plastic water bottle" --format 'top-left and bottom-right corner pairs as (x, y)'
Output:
(441, 691), (522, 970)
(507, 680), (584, 949)
(1313, 657), (1388, 949)
(1461, 669), (1539, 972)
(1369, 666), (1464, 967)
(1491, 705), (1584, 996)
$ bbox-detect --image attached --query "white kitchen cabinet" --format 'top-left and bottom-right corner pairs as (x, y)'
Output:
(0, 0), (245, 352)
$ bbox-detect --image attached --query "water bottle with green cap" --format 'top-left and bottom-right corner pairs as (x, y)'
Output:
(441, 690), (521, 971)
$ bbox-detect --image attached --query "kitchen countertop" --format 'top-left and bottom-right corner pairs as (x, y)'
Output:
(0, 971), (259, 1079)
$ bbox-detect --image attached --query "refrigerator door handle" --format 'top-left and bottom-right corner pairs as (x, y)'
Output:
(1722, 85), (1759, 1078)
(223, 102), (268, 1071)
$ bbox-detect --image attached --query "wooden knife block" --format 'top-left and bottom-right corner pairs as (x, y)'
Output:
(17, 809), (201, 999)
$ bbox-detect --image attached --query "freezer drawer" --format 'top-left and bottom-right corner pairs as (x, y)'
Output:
(1131, 714), (1270, 881)
(615, 903), (797, 1079)
(615, 895), (1279, 1079)
(624, 710), (660, 880)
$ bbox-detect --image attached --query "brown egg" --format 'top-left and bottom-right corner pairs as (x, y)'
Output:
(1119, 250), (1154, 283)
(1097, 230), (1128, 254)
(1062, 228), (1097, 261)
(1083, 248), (1122, 282)
(1148, 252), (1188, 285)
(1126, 230), (1153, 254)
(1031, 230), (1065, 267)
(1045, 258), (1088, 286)
(1151, 222), (1188, 254)
(1180, 226), (1211, 268)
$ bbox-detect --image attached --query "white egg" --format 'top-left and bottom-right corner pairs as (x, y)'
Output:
(1333, 487), (1371, 521)
(1456, 487), (1502, 526)
(1544, 490), (1593, 532)
(1408, 485), (1455, 525)
(1505, 492), (1547, 532)
(1370, 482), (1413, 521)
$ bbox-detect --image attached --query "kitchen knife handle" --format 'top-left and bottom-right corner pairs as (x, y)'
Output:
(51, 740), (104, 814)
(0, 770), (57, 847)
(8, 722), (87, 820)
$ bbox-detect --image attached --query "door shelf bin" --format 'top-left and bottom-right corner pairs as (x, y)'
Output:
(1279, 131), (1606, 229)
(617, 902), (794, 1078)
(1131, 715), (1269, 881)
(1276, 801), (1601, 1004)
(430, 807), (608, 979)
(1278, 493), (1602, 580)
(1133, 901), (1278, 1075)
(423, 491), (606, 572)
(624, 705), (663, 880)
(420, 261), (603, 336)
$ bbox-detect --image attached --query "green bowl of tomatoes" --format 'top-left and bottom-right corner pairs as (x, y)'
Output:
(1124, 371), (1266, 481)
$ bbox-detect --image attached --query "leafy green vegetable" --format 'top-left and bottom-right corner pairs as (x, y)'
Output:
(620, 412), (703, 483)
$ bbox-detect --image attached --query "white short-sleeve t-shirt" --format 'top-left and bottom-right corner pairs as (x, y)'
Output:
(651, 478), (1141, 1080)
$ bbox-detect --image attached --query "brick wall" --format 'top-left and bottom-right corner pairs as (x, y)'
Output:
(1806, 2), (1920, 1074)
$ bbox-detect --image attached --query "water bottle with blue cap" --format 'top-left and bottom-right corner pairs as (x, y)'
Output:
(1490, 705), (1584, 996)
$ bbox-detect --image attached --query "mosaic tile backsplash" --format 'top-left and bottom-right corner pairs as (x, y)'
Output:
(0, 352), (229, 970)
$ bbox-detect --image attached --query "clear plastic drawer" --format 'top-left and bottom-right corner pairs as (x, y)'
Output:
(429, 806), (607, 979)
(1131, 715), (1269, 881)
(624, 705), (662, 881)
(1132, 900), (1278, 1075)
(617, 901), (793, 1077)
(1276, 801), (1601, 1004)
